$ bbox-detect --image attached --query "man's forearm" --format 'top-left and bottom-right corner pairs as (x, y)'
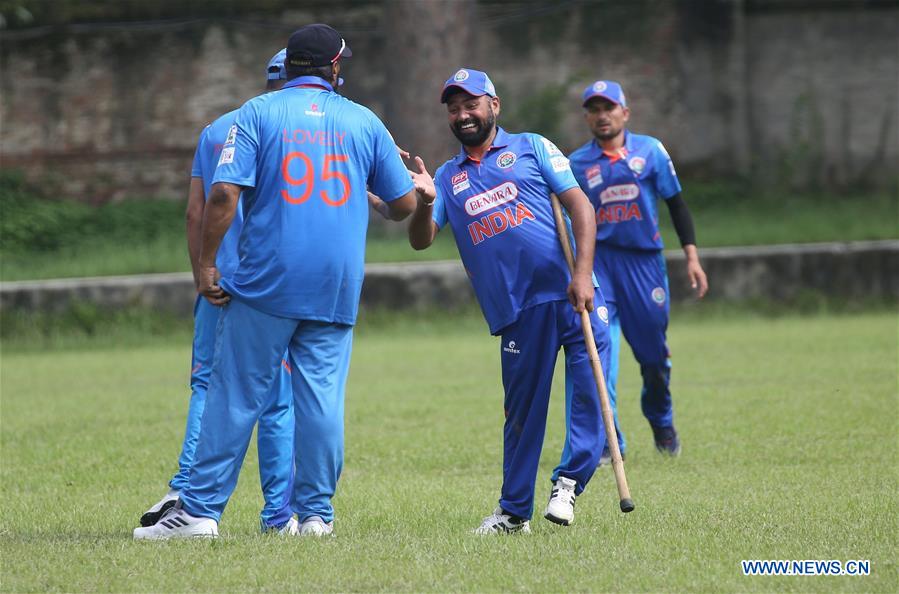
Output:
(408, 200), (437, 250)
(185, 178), (205, 285)
(200, 183), (240, 266)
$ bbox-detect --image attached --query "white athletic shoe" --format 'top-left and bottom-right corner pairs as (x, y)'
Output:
(544, 476), (577, 525)
(139, 489), (180, 527)
(133, 505), (218, 540)
(298, 516), (333, 537)
(473, 507), (531, 535)
(261, 516), (299, 536)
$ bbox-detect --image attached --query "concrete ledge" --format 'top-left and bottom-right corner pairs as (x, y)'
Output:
(1, 241), (896, 317)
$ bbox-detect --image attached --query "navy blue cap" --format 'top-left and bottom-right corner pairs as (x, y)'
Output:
(582, 80), (627, 108)
(441, 68), (497, 103)
(287, 24), (352, 68)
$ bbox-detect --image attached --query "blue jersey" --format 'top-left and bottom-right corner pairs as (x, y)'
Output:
(568, 131), (681, 251)
(433, 128), (580, 334)
(212, 76), (414, 323)
(191, 110), (244, 281)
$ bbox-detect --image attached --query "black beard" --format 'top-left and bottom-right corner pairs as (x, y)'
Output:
(452, 111), (496, 147)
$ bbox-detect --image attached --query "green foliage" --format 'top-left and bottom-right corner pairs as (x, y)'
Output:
(1, 312), (896, 591)
(498, 81), (570, 142)
(0, 171), (186, 256)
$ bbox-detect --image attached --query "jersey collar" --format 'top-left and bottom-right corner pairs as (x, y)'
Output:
(283, 76), (335, 92)
(594, 130), (632, 163)
(453, 126), (512, 165)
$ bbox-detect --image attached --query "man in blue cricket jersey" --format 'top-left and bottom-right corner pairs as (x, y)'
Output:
(134, 50), (297, 539)
(135, 24), (417, 540)
(568, 80), (708, 461)
(406, 68), (611, 533)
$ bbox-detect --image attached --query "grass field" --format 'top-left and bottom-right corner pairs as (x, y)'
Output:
(1, 310), (897, 592)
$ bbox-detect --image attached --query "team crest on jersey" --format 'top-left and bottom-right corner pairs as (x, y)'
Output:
(453, 69), (470, 82)
(224, 125), (237, 146)
(218, 146), (235, 165)
(452, 171), (471, 195)
(628, 157), (646, 174)
(593, 81), (607, 93)
(651, 287), (666, 305)
(586, 164), (603, 189)
(597, 306), (609, 324)
(496, 151), (516, 169)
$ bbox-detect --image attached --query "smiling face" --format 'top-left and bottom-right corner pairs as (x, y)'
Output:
(446, 91), (501, 147)
(584, 97), (629, 143)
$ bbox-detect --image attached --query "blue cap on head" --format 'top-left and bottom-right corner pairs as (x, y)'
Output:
(441, 68), (497, 103)
(267, 48), (287, 80)
(582, 80), (627, 108)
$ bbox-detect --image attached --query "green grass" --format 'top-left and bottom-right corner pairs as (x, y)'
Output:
(1, 310), (896, 592)
(1, 180), (896, 281)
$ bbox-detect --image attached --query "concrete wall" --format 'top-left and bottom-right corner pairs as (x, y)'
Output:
(3, 242), (896, 318)
(1, 2), (897, 202)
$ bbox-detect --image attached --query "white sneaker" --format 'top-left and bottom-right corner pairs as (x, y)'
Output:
(298, 516), (333, 537)
(139, 489), (180, 527)
(544, 477), (577, 525)
(133, 506), (218, 540)
(473, 507), (531, 535)
(262, 516), (299, 536)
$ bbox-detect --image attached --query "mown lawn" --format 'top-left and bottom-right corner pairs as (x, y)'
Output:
(0, 310), (896, 592)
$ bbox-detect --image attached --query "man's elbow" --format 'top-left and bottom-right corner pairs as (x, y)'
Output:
(387, 192), (417, 221)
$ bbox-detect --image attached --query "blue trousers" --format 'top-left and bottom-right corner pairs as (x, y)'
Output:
(169, 296), (294, 528)
(498, 297), (610, 520)
(179, 298), (352, 524)
(589, 245), (675, 454)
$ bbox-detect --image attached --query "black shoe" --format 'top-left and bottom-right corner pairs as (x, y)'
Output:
(651, 425), (681, 456)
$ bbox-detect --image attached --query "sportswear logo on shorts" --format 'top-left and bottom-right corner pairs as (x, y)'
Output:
(593, 81), (607, 93)
(496, 151), (516, 169)
(597, 306), (609, 324)
(503, 340), (521, 354)
(651, 287), (666, 305)
(628, 157), (646, 175)
(453, 69), (470, 82)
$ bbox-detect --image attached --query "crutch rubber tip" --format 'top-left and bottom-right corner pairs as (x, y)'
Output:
(620, 499), (635, 513)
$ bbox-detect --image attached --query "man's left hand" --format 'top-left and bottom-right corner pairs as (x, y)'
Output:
(567, 274), (595, 313)
(198, 265), (230, 306)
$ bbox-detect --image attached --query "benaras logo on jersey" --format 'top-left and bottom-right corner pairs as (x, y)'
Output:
(452, 171), (470, 195)
(599, 184), (639, 204)
(465, 182), (518, 216)
(496, 151), (516, 169)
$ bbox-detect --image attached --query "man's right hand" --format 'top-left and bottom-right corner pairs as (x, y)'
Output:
(409, 156), (436, 205)
(198, 265), (230, 306)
